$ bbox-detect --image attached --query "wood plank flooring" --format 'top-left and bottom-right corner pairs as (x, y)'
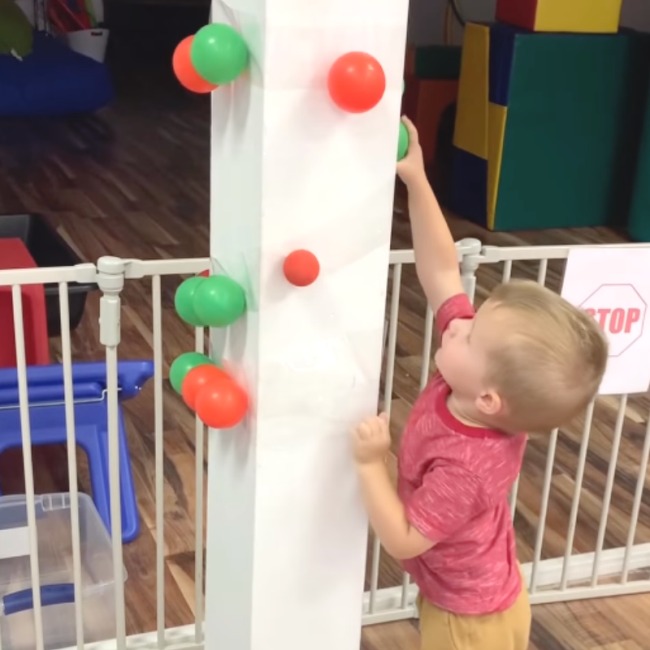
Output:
(0, 15), (648, 649)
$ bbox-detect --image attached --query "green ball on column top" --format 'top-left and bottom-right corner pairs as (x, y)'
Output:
(190, 23), (249, 85)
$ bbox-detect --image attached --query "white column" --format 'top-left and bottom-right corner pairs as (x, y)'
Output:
(204, 1), (409, 649)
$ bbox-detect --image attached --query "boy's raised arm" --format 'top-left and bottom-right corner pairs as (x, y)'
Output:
(397, 118), (464, 313)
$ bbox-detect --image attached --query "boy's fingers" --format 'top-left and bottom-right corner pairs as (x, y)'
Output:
(401, 115), (419, 144)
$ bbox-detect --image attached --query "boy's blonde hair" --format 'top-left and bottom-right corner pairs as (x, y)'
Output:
(484, 280), (608, 433)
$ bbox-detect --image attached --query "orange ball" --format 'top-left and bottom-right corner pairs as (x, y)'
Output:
(283, 249), (320, 287)
(195, 375), (249, 429)
(172, 36), (218, 94)
(181, 364), (227, 409)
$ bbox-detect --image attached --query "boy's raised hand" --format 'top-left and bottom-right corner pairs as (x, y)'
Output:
(397, 117), (426, 186)
(351, 413), (391, 465)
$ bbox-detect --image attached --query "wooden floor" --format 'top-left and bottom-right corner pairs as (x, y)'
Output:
(0, 15), (648, 649)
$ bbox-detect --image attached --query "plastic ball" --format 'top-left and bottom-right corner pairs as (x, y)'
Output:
(190, 23), (249, 85)
(195, 374), (249, 429)
(169, 352), (214, 393)
(193, 275), (247, 327)
(175, 276), (206, 326)
(327, 52), (386, 113)
(397, 121), (410, 161)
(182, 364), (230, 410)
(283, 250), (320, 287)
(172, 36), (218, 93)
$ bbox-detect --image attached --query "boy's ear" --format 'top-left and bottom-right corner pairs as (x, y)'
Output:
(475, 389), (503, 417)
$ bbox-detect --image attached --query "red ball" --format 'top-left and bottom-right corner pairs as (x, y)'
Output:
(327, 52), (386, 113)
(195, 375), (249, 429)
(198, 270), (210, 277)
(181, 364), (228, 410)
(172, 36), (218, 94)
(283, 250), (320, 287)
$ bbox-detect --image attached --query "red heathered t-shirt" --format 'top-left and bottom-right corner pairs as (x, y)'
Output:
(398, 293), (527, 615)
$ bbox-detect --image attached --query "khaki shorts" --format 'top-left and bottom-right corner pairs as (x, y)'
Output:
(417, 585), (531, 650)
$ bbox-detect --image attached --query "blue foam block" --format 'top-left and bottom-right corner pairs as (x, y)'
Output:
(489, 23), (518, 106)
(450, 146), (487, 225)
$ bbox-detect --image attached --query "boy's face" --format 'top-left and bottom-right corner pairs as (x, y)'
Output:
(434, 303), (497, 404)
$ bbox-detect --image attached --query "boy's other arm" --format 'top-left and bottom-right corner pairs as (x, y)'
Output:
(397, 118), (465, 313)
(352, 414), (435, 561)
(357, 461), (435, 561)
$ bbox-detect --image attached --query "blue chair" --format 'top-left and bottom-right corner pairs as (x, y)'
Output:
(0, 361), (154, 543)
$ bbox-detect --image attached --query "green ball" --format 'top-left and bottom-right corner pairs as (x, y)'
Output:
(169, 352), (214, 393)
(175, 276), (205, 326)
(397, 120), (410, 161)
(193, 275), (246, 327)
(190, 23), (249, 85)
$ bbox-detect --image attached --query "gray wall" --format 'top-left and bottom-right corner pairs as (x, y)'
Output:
(407, 0), (650, 46)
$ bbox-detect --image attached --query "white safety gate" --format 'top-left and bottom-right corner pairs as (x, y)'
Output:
(0, 239), (648, 649)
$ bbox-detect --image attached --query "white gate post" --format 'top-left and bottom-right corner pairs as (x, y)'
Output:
(204, 1), (409, 648)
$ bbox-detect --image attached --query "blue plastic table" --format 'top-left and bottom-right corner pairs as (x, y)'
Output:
(0, 360), (154, 543)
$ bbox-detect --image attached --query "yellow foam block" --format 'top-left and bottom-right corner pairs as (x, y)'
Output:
(453, 23), (489, 159)
(487, 103), (507, 231)
(535, 0), (622, 33)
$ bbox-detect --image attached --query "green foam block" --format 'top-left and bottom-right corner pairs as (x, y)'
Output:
(628, 81), (650, 241)
(494, 29), (650, 231)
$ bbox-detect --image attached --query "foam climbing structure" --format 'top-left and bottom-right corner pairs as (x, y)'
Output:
(496, 0), (623, 34)
(450, 23), (650, 231)
(402, 45), (461, 169)
(627, 82), (650, 241)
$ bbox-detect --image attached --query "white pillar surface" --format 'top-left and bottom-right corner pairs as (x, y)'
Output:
(205, 1), (409, 648)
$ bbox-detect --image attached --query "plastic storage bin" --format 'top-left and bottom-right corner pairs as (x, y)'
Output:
(65, 29), (110, 63)
(0, 214), (97, 336)
(0, 493), (126, 650)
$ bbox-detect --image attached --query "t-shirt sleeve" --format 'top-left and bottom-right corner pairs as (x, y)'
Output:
(404, 461), (488, 543)
(435, 293), (475, 335)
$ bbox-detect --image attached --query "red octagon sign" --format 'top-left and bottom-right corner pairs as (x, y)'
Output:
(580, 283), (646, 357)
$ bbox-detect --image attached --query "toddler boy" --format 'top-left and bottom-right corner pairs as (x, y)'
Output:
(351, 118), (608, 650)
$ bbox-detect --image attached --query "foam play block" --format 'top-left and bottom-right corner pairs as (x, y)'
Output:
(496, 0), (623, 34)
(402, 46), (461, 185)
(627, 83), (650, 241)
(402, 78), (458, 167)
(453, 23), (489, 159)
(487, 102), (507, 226)
(451, 147), (487, 224)
(404, 45), (461, 80)
(488, 24), (516, 106)
(450, 24), (650, 231)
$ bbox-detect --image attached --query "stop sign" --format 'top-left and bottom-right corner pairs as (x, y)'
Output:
(580, 284), (646, 357)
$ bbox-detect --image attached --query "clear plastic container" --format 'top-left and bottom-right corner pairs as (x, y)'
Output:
(0, 493), (127, 650)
